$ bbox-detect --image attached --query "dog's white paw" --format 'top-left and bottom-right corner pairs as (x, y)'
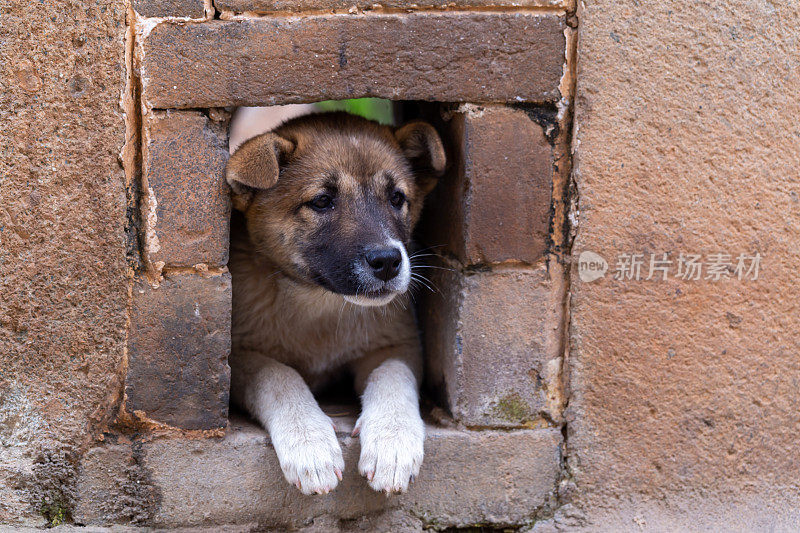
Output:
(270, 409), (344, 495)
(354, 408), (424, 494)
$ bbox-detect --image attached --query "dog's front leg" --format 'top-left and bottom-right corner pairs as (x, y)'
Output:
(230, 351), (344, 495)
(351, 345), (425, 494)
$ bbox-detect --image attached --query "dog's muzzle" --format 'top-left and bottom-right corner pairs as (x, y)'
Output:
(344, 241), (410, 307)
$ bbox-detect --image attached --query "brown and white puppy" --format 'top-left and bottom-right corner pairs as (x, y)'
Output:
(226, 112), (445, 495)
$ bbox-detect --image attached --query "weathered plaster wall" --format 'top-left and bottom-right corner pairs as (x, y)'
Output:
(563, 0), (800, 530)
(0, 0), (128, 524)
(2, 0), (799, 529)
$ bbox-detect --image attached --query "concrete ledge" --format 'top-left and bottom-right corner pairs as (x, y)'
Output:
(75, 413), (561, 529)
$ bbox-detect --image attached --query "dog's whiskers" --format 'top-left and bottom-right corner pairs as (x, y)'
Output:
(408, 244), (446, 258)
(408, 253), (439, 261)
(410, 273), (437, 294)
(410, 264), (455, 272)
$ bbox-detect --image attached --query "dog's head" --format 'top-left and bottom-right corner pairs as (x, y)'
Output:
(226, 112), (446, 307)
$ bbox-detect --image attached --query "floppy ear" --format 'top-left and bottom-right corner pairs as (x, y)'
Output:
(226, 132), (295, 211)
(395, 121), (446, 195)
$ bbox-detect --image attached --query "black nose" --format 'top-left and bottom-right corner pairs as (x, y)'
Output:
(365, 247), (402, 282)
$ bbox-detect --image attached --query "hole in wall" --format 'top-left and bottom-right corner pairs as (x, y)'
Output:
(225, 99), (455, 422)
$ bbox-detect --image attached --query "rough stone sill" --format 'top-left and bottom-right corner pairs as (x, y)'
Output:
(75, 410), (562, 530)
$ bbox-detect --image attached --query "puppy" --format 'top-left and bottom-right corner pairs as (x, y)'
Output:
(225, 112), (446, 495)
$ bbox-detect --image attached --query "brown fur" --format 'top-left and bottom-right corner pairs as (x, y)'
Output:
(225, 112), (445, 495)
(228, 113), (443, 294)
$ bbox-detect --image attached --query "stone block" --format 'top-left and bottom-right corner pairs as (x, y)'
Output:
(75, 415), (561, 528)
(139, 13), (566, 108)
(142, 111), (230, 268)
(125, 273), (232, 430)
(217, 0), (568, 14)
(133, 0), (206, 18)
(421, 105), (554, 265)
(422, 266), (564, 427)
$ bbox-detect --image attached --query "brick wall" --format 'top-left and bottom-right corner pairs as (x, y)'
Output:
(419, 104), (569, 428)
(79, 0), (577, 528)
(5, 0), (798, 529)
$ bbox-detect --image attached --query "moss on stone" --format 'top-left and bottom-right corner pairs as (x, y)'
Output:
(41, 499), (68, 527)
(491, 393), (533, 423)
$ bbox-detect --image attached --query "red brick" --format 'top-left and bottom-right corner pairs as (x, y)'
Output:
(217, 0), (567, 14)
(421, 105), (553, 265)
(139, 13), (566, 109)
(133, 0), (206, 18)
(421, 266), (564, 427)
(143, 111), (230, 268)
(126, 273), (231, 430)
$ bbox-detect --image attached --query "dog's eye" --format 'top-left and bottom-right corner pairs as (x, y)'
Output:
(390, 190), (406, 210)
(308, 194), (334, 211)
